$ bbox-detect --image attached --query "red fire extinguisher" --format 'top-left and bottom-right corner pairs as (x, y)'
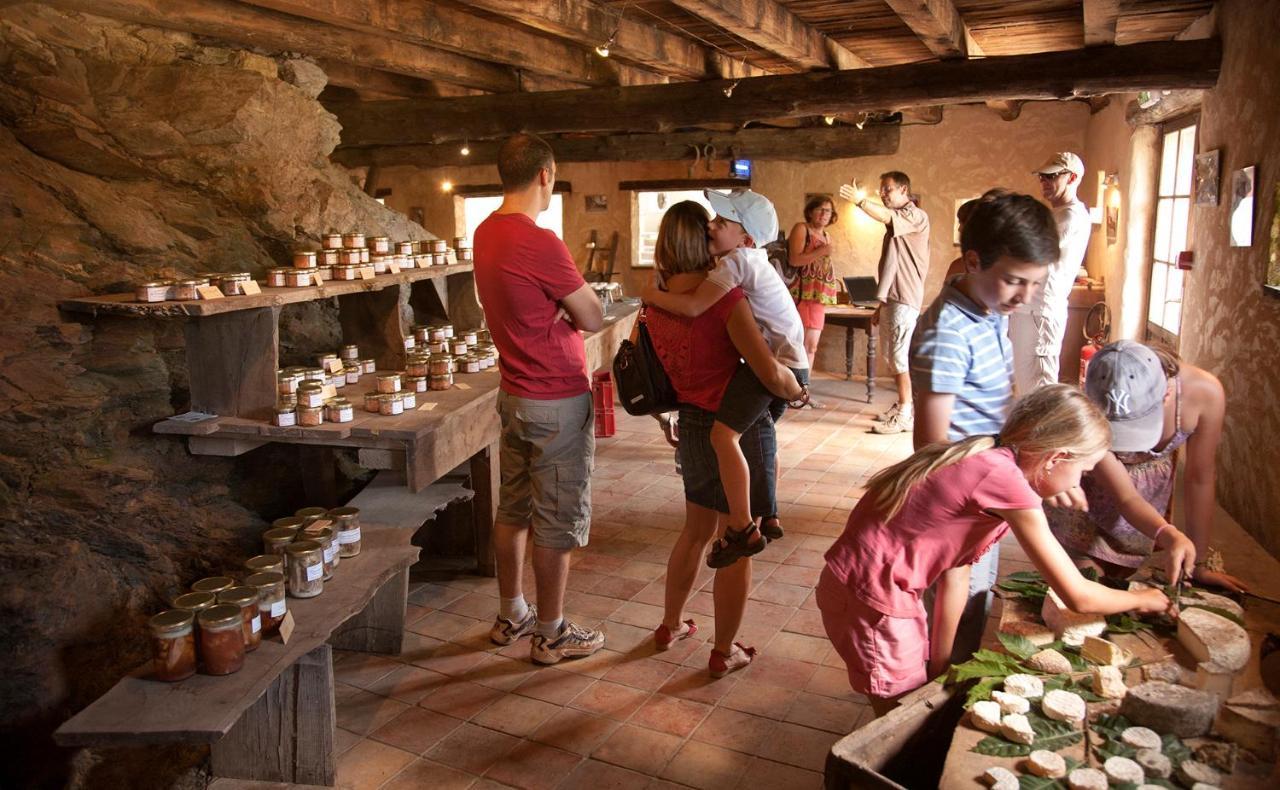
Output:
(1079, 302), (1111, 387)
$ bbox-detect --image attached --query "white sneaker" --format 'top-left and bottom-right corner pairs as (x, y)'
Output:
(871, 409), (913, 435)
(489, 605), (538, 646)
(530, 620), (605, 665)
(874, 403), (901, 423)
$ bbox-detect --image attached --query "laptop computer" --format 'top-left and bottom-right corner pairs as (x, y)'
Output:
(842, 276), (880, 307)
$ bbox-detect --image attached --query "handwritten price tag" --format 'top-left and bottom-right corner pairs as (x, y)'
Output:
(241, 280), (262, 295)
(417, 402), (437, 411)
(196, 285), (225, 300)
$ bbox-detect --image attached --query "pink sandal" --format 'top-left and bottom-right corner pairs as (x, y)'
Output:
(709, 642), (756, 678)
(654, 619), (697, 651)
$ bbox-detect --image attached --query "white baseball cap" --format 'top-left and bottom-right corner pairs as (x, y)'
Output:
(1033, 152), (1085, 178)
(1083, 340), (1168, 453)
(704, 189), (779, 246)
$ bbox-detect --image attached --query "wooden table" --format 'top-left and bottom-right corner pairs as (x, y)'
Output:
(824, 304), (877, 403)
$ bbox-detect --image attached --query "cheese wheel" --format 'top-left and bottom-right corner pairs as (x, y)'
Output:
(1026, 648), (1073, 674)
(1026, 749), (1066, 778)
(1042, 588), (1106, 646)
(982, 766), (1019, 790)
(1066, 767), (1108, 790)
(1103, 756), (1145, 785)
(1003, 673), (1044, 699)
(1135, 748), (1172, 779)
(991, 690), (1030, 715)
(1177, 607), (1251, 672)
(1042, 689), (1086, 723)
(1092, 665), (1127, 699)
(971, 700), (1003, 733)
(1001, 713), (1035, 745)
(1121, 726), (1162, 750)
(1176, 759), (1222, 787)
(1081, 635), (1128, 667)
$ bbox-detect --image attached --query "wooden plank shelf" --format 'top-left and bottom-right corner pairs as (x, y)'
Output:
(58, 263), (475, 319)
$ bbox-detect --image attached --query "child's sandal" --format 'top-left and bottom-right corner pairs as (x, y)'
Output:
(788, 386), (811, 409)
(706, 523), (767, 569)
(654, 619), (697, 651)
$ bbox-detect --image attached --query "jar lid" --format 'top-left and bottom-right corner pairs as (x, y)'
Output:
(296, 506), (327, 519)
(172, 591), (217, 611)
(302, 525), (334, 542)
(275, 404), (295, 415)
(358, 358), (375, 365)
(324, 232), (342, 239)
(298, 405), (322, 414)
(294, 249), (317, 256)
(297, 381), (323, 392)
(407, 375), (427, 383)
(218, 586), (259, 607)
(342, 344), (359, 351)
(278, 371), (302, 380)
(191, 576), (236, 593)
(177, 278), (204, 286)
(198, 603), (243, 629)
(222, 272), (251, 280)
(245, 571), (285, 588)
(328, 506), (359, 520)
(286, 539), (323, 556)
(272, 516), (305, 530)
(245, 555), (283, 571)
(149, 609), (195, 634)
(327, 398), (351, 407)
(263, 526), (298, 543)
(138, 280), (169, 288)
(376, 373), (399, 381)
(380, 393), (403, 402)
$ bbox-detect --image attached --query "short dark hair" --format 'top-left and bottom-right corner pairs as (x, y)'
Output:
(497, 133), (555, 190)
(803, 194), (838, 226)
(880, 171), (910, 190)
(961, 192), (1059, 269)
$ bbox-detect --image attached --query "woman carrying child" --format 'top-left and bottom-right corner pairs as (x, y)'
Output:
(818, 385), (1192, 714)
(644, 201), (804, 677)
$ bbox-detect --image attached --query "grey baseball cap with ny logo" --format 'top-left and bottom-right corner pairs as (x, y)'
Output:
(1083, 339), (1169, 453)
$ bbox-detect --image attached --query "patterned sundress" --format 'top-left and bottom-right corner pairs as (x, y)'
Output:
(789, 226), (839, 305)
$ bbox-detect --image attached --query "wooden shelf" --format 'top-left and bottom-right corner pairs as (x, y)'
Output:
(58, 263), (475, 319)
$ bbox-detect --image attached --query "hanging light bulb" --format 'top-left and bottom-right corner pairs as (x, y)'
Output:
(723, 80), (739, 98)
(441, 180), (453, 193)
(460, 141), (470, 157)
(855, 113), (866, 130)
(595, 32), (616, 58)
(823, 115), (835, 125)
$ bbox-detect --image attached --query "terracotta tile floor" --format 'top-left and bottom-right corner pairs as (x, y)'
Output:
(333, 375), (1015, 789)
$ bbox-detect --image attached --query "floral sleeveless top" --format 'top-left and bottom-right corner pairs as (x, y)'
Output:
(1046, 377), (1192, 568)
(790, 226), (839, 305)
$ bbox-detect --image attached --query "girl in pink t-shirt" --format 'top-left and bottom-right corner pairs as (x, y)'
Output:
(818, 385), (1180, 715)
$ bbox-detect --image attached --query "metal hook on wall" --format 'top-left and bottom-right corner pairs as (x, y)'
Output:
(703, 143), (717, 173)
(688, 144), (702, 178)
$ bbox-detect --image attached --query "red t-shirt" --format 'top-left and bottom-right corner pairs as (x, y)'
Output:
(474, 212), (589, 399)
(645, 287), (745, 412)
(824, 448), (1042, 617)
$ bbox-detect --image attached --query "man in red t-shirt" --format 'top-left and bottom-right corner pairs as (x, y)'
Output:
(474, 133), (605, 666)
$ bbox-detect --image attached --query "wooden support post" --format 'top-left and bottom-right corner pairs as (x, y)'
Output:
(338, 284), (407, 371)
(209, 644), (335, 786)
(184, 307), (279, 421)
(446, 270), (485, 332)
(328, 568), (408, 654)
(469, 441), (499, 577)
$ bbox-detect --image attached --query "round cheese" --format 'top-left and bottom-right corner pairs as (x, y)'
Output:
(1003, 673), (1044, 699)
(971, 700), (1003, 733)
(1067, 767), (1108, 790)
(1135, 748), (1172, 779)
(991, 690), (1030, 715)
(1026, 749), (1066, 778)
(982, 766), (1019, 790)
(1042, 689), (1086, 723)
(1000, 713), (1035, 745)
(1104, 755), (1145, 784)
(1121, 726), (1163, 750)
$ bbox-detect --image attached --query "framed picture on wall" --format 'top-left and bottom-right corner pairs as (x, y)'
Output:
(584, 194), (608, 212)
(1194, 150), (1220, 206)
(1230, 165), (1256, 247)
(953, 196), (980, 245)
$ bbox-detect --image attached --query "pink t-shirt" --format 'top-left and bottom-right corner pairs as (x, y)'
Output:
(645, 287), (745, 412)
(824, 448), (1041, 617)
(474, 212), (588, 400)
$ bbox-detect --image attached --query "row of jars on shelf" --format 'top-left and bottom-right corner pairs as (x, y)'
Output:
(146, 506), (363, 681)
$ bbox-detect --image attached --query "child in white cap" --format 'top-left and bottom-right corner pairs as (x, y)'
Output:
(643, 189), (809, 568)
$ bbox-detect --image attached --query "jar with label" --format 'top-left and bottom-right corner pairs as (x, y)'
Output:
(359, 358), (376, 375)
(358, 247), (370, 264)
(434, 252), (448, 266)
(396, 240), (414, 256)
(403, 335), (415, 351)
(363, 391), (381, 413)
(136, 281), (172, 303)
(371, 255), (389, 274)
(428, 354), (453, 376)
(285, 269), (314, 288)
(407, 375), (427, 393)
(326, 398), (354, 423)
(342, 232), (365, 249)
(429, 372), (452, 391)
(329, 507), (362, 557)
(297, 405), (322, 427)
(457, 247), (473, 262)
(295, 507), (327, 523)
(272, 405), (297, 427)
(328, 372), (345, 391)
(266, 267), (289, 287)
(244, 554), (283, 576)
(378, 393), (404, 416)
(411, 324), (430, 343)
(302, 367), (325, 382)
(415, 253), (432, 268)
(297, 382), (325, 408)
(462, 329), (478, 347)
(149, 609), (197, 682)
(173, 279), (203, 301)
(191, 576), (235, 595)
(376, 373), (401, 394)
(245, 571), (286, 633)
(262, 526), (297, 558)
(217, 586), (262, 653)
(340, 344), (360, 362)
(320, 249), (340, 266)
(198, 604), (246, 675)
(405, 353), (429, 377)
(401, 390), (417, 410)
(428, 239), (447, 253)
(278, 371), (301, 395)
(285, 540), (324, 598)
(477, 329), (491, 344)
(343, 366), (360, 385)
(449, 338), (470, 356)
(301, 525), (337, 579)
(317, 352), (340, 369)
(370, 236), (391, 254)
(323, 232), (343, 249)
(217, 273), (252, 295)
(338, 249), (362, 266)
(426, 325), (446, 343)
(460, 355), (481, 374)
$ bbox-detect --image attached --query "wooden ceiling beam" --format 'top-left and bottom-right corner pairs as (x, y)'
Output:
(456, 0), (764, 80)
(1083, 0), (1120, 46)
(330, 39), (1222, 146)
(47, 0), (520, 92)
(332, 125), (902, 168)
(317, 60), (483, 99)
(666, 0), (871, 70)
(239, 0), (663, 87)
(882, 0), (984, 59)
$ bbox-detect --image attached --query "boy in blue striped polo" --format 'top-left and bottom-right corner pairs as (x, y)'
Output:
(909, 192), (1060, 663)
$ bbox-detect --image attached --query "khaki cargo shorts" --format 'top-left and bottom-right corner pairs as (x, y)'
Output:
(495, 390), (595, 549)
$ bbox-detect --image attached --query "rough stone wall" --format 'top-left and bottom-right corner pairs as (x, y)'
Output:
(0, 5), (428, 787)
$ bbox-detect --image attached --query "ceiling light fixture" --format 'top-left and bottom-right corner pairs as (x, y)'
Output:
(441, 180), (453, 192)
(723, 80), (739, 98)
(594, 34), (615, 58)
(460, 140), (470, 157)
(855, 113), (866, 130)
(824, 115), (835, 125)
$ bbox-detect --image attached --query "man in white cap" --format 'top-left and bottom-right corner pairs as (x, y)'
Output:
(1010, 152), (1092, 393)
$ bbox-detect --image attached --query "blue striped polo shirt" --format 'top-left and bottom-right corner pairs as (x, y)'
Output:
(909, 282), (1014, 440)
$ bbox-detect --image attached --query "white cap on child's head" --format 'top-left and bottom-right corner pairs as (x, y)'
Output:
(704, 189), (779, 246)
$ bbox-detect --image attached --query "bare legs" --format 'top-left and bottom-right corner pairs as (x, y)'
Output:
(804, 327), (822, 369)
(495, 519), (570, 623)
(663, 501), (751, 654)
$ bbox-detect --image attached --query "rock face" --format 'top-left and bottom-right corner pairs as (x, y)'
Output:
(0, 6), (430, 788)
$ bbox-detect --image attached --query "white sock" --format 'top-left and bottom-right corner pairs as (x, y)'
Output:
(500, 595), (528, 622)
(537, 617), (563, 638)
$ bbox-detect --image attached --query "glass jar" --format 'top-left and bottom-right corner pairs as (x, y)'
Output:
(376, 373), (401, 394)
(173, 279), (202, 301)
(363, 391), (381, 413)
(338, 249), (362, 265)
(426, 325), (446, 343)
(136, 281), (172, 303)
(379, 393), (404, 416)
(449, 338), (469, 356)
(262, 526), (297, 558)
(460, 355), (481, 374)
(245, 571), (286, 633)
(396, 240), (414, 256)
(428, 239), (447, 253)
(429, 372), (452, 391)
(217, 586), (262, 653)
(360, 358), (376, 375)
(407, 375), (427, 393)
(303, 367), (326, 382)
(297, 405), (323, 427)
(286, 540), (324, 598)
(328, 372), (345, 390)
(434, 252), (448, 266)
(371, 256), (389, 275)
(414, 253), (432, 268)
(171, 591), (217, 616)
(454, 236), (470, 250)
(297, 382), (325, 408)
(326, 398), (354, 423)
(317, 352), (340, 369)
(267, 267), (290, 287)
(285, 269), (314, 287)
(320, 249), (340, 266)
(245, 554), (283, 576)
(344, 366), (360, 385)
(401, 390), (417, 410)
(329, 507), (362, 557)
(323, 232), (343, 249)
(301, 525), (337, 579)
(428, 354), (453, 376)
(278, 372), (302, 395)
(340, 344), (360, 362)
(411, 324), (430, 343)
(462, 329), (478, 347)
(456, 247), (472, 262)
(403, 335), (416, 350)
(219, 273), (252, 295)
(295, 507), (327, 523)
(149, 609), (197, 682)
(273, 515), (306, 532)
(370, 236), (391, 254)
(425, 340), (447, 355)
(198, 604), (246, 675)
(342, 232), (365, 249)
(360, 247), (370, 264)
(273, 405), (297, 427)
(405, 354), (429, 377)
(191, 576), (235, 595)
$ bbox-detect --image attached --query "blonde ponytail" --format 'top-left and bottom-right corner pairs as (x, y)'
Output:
(863, 385), (1111, 521)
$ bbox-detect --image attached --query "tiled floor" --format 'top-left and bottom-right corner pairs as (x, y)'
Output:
(331, 375), (1019, 789)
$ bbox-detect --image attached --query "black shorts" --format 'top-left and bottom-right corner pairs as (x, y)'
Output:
(714, 364), (809, 433)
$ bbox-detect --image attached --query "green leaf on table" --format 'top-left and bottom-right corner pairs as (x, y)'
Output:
(972, 735), (1032, 757)
(1052, 643), (1090, 671)
(1081, 566), (1100, 582)
(1160, 732), (1192, 765)
(1043, 675), (1103, 702)
(1094, 737), (1135, 761)
(998, 631), (1042, 659)
(1027, 711), (1084, 752)
(1105, 613), (1154, 634)
(949, 649), (1027, 684)
(965, 676), (1005, 708)
(1182, 603), (1246, 627)
(1092, 714), (1132, 741)
(997, 573), (1050, 602)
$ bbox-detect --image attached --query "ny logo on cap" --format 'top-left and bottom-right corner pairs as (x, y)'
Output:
(1106, 388), (1131, 416)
